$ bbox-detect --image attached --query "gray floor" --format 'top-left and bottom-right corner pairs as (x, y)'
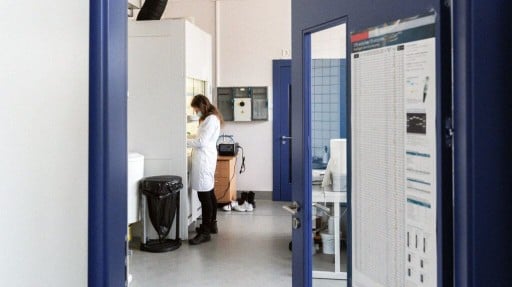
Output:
(130, 200), (346, 287)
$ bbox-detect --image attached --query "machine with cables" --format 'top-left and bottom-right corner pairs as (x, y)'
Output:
(214, 135), (246, 204)
(216, 134), (246, 174)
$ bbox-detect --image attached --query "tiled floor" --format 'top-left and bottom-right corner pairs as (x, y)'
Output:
(129, 200), (347, 287)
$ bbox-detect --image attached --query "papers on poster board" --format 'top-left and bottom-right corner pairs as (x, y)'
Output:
(350, 13), (437, 287)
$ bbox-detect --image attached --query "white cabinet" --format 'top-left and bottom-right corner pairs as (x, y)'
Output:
(128, 19), (212, 240)
(127, 153), (144, 224)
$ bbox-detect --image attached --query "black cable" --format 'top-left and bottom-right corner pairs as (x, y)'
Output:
(238, 146), (246, 174)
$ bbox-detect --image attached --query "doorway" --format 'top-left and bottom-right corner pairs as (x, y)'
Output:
(125, 12), (298, 287)
(92, 2), (345, 287)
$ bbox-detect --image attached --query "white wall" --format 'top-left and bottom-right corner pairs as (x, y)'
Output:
(218, 0), (291, 192)
(0, 1), (89, 286)
(312, 24), (347, 59)
(134, 0), (292, 192)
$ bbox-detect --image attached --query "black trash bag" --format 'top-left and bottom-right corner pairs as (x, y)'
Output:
(141, 176), (183, 241)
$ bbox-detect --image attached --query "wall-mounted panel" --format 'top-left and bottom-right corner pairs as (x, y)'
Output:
(216, 87), (269, 122)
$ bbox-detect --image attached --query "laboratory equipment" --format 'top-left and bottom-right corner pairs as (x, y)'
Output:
(234, 98), (252, 121)
(216, 134), (239, 156)
(216, 87), (269, 121)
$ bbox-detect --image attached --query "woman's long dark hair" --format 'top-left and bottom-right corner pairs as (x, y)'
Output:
(191, 94), (224, 125)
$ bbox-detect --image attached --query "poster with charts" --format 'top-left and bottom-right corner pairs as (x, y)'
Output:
(350, 14), (437, 287)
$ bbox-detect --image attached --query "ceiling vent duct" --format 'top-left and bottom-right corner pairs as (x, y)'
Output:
(136, 0), (168, 21)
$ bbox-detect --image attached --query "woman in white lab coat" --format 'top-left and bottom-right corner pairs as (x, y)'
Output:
(187, 94), (222, 245)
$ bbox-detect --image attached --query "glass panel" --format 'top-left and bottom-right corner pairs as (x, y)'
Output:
(309, 23), (348, 283)
(217, 93), (234, 121)
(193, 79), (206, 95)
(186, 78), (208, 137)
(252, 87), (269, 120)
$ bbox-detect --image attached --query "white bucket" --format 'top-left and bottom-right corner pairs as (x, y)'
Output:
(320, 232), (335, 254)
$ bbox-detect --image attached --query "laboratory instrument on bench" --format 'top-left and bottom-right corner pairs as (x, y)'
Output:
(216, 134), (246, 174)
(218, 143), (239, 156)
(217, 134), (239, 156)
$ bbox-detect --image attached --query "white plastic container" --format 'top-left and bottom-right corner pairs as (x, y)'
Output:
(332, 173), (347, 192)
(321, 232), (335, 254)
(128, 152), (144, 224)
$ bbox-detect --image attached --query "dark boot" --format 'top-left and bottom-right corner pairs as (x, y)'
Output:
(195, 224), (205, 234)
(211, 220), (218, 234)
(248, 191), (256, 208)
(210, 189), (218, 229)
(189, 232), (211, 245)
(196, 220), (218, 234)
(237, 192), (248, 205)
(192, 190), (214, 245)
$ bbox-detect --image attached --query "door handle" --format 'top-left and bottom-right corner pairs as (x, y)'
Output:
(281, 136), (293, 144)
(282, 201), (300, 216)
(283, 201), (302, 230)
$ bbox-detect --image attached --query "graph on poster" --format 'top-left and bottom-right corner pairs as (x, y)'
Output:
(350, 14), (437, 287)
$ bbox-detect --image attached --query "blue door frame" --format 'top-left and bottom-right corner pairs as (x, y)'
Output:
(452, 0), (512, 286)
(293, 18), (350, 286)
(89, 0), (128, 286)
(273, 59), (292, 202)
(290, 29), (312, 287)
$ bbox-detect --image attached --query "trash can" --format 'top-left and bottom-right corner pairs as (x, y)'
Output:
(140, 175), (182, 253)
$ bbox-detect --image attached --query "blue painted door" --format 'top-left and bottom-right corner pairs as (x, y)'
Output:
(291, 1), (449, 287)
(273, 60), (292, 202)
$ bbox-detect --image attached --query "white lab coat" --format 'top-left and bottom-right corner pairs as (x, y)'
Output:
(187, 115), (220, 192)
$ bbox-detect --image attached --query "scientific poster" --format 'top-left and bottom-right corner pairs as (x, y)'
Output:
(350, 14), (437, 287)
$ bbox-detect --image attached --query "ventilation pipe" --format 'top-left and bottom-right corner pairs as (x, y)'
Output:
(136, 0), (168, 21)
